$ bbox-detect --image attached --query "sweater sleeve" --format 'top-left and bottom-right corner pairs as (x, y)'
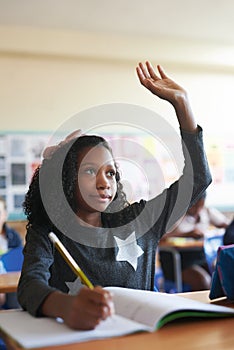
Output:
(17, 226), (57, 317)
(162, 125), (212, 233)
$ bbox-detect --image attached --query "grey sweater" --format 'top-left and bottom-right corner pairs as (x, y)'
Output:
(18, 127), (212, 316)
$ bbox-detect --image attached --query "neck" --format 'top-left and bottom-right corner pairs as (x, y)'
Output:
(76, 212), (102, 228)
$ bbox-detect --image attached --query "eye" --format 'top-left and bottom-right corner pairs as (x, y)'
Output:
(84, 167), (96, 175)
(107, 169), (116, 178)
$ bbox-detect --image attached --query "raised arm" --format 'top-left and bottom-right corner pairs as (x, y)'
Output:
(136, 61), (197, 133)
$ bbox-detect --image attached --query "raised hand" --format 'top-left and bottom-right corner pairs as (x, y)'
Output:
(136, 61), (187, 106)
(136, 61), (197, 132)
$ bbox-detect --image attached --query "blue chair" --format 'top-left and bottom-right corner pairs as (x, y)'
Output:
(154, 265), (164, 292)
(203, 235), (224, 274)
(0, 246), (23, 272)
(0, 246), (23, 310)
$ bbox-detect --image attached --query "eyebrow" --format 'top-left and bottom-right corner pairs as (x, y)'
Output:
(79, 161), (115, 168)
(79, 162), (96, 167)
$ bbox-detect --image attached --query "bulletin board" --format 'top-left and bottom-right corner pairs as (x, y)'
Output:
(1, 130), (233, 220)
(0, 129), (180, 220)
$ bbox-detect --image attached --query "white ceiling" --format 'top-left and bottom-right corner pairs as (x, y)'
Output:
(0, 0), (234, 45)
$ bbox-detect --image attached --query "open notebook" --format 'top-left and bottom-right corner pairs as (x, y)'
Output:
(1, 287), (234, 349)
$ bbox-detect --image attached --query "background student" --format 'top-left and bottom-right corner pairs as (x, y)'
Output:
(0, 196), (22, 308)
(17, 61), (211, 330)
(159, 192), (229, 291)
(0, 196), (22, 254)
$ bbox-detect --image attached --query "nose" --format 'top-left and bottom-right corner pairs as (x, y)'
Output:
(96, 171), (110, 189)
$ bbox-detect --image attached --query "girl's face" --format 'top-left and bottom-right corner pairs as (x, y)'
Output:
(76, 145), (117, 216)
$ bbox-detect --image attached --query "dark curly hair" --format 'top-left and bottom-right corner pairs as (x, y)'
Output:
(23, 135), (129, 229)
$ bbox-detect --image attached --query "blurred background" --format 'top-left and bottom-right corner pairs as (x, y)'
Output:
(0, 0), (234, 218)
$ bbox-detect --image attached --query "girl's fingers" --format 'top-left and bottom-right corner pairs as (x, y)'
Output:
(137, 61), (166, 83)
(157, 64), (168, 79)
(145, 61), (160, 80)
(79, 287), (114, 315)
(64, 129), (83, 142)
(136, 66), (145, 84)
(138, 62), (151, 79)
(43, 129), (83, 159)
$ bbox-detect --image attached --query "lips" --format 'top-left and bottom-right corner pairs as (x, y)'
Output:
(98, 193), (112, 200)
(91, 193), (112, 200)
(100, 193), (111, 198)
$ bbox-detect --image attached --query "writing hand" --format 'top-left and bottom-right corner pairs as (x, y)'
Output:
(63, 286), (114, 330)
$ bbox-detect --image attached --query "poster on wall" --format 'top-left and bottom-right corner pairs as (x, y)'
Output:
(0, 133), (50, 220)
(11, 164), (26, 185)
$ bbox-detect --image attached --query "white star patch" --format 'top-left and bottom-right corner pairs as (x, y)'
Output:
(65, 277), (83, 295)
(114, 231), (144, 271)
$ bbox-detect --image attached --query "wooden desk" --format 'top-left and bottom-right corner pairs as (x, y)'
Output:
(0, 271), (20, 293)
(159, 237), (204, 249)
(2, 291), (234, 350)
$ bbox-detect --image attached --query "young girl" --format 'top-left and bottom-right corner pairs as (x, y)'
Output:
(17, 61), (212, 330)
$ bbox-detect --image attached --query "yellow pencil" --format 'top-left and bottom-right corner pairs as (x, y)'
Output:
(48, 232), (94, 289)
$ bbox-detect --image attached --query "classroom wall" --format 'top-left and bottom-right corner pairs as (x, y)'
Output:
(1, 26), (234, 212)
(1, 26), (234, 132)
